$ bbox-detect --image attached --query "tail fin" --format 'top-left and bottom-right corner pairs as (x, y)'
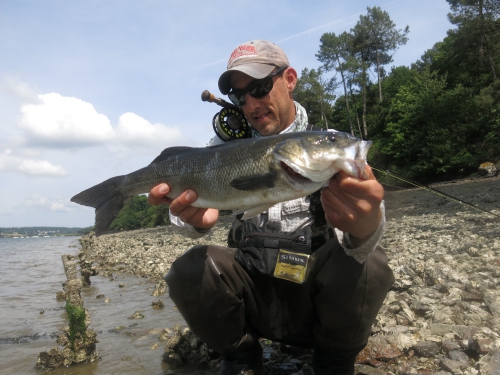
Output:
(71, 176), (127, 236)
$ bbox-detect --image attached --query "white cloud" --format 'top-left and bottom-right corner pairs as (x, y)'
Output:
(23, 195), (73, 212)
(277, 12), (360, 44)
(16, 93), (189, 152)
(2, 91), (191, 178)
(115, 112), (186, 149)
(24, 195), (49, 207)
(0, 77), (40, 104)
(19, 93), (114, 147)
(50, 201), (73, 212)
(0, 152), (67, 177)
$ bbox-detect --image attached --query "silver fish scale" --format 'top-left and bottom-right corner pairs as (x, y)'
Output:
(121, 135), (287, 209)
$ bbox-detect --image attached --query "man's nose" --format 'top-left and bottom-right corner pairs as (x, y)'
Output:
(242, 93), (260, 111)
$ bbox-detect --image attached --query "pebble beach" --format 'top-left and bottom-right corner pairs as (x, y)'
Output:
(77, 175), (500, 374)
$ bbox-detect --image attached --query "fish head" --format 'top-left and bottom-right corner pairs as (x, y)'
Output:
(273, 131), (372, 185)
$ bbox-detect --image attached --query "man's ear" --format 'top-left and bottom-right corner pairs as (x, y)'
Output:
(284, 67), (298, 92)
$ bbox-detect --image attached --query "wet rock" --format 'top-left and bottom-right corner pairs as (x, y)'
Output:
(440, 358), (469, 373)
(357, 335), (405, 362)
(442, 341), (461, 353)
(414, 341), (440, 357)
(411, 301), (432, 316)
(269, 362), (299, 374)
(467, 246), (482, 257)
(36, 347), (65, 369)
(470, 339), (495, 354)
(448, 350), (469, 363)
(79, 259), (98, 286)
(355, 364), (388, 374)
(461, 291), (484, 302)
(152, 300), (165, 308)
(483, 291), (500, 329)
(152, 280), (167, 296)
(127, 311), (145, 319)
(159, 328), (172, 341)
(55, 291), (66, 301)
(477, 349), (500, 375)
(162, 325), (217, 368)
(478, 162), (497, 176)
(429, 324), (478, 341)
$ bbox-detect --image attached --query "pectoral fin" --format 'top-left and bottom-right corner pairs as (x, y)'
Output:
(229, 171), (278, 191)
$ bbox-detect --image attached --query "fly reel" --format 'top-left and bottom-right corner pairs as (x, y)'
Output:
(212, 107), (251, 142)
(202, 90), (251, 142)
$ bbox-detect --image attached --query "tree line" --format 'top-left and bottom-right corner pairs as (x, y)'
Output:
(107, 195), (170, 232)
(294, 0), (500, 182)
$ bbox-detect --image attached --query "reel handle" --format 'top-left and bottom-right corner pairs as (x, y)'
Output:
(201, 90), (239, 109)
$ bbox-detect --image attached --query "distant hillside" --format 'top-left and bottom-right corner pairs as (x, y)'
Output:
(0, 226), (92, 238)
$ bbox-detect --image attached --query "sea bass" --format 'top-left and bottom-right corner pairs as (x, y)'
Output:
(71, 131), (371, 235)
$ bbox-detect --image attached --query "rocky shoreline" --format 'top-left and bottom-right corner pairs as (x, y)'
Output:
(77, 175), (500, 374)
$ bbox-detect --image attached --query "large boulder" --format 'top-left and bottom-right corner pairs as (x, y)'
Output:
(478, 162), (498, 176)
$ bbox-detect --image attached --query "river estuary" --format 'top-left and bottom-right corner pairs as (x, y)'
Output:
(0, 236), (184, 375)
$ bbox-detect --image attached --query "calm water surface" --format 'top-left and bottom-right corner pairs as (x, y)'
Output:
(0, 236), (185, 375)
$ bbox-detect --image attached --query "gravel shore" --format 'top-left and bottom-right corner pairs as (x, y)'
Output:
(78, 175), (500, 374)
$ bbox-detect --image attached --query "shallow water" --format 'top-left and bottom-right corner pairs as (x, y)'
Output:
(0, 236), (185, 375)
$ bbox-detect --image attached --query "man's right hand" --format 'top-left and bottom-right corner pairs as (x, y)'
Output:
(148, 183), (219, 230)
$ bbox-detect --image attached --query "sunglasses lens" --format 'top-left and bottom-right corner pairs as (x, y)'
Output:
(228, 70), (281, 106)
(248, 77), (273, 99)
(228, 92), (245, 106)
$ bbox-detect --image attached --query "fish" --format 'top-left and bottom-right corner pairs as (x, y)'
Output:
(71, 131), (372, 236)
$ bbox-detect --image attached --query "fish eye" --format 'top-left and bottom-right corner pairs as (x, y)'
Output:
(328, 133), (336, 142)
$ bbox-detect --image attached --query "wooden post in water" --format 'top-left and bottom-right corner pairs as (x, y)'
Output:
(36, 253), (99, 369)
(77, 233), (98, 285)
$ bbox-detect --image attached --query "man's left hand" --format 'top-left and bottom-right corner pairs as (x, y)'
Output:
(321, 165), (384, 246)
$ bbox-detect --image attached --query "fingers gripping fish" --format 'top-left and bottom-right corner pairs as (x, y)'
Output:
(71, 131), (371, 236)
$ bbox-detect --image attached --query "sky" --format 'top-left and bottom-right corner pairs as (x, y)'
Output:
(0, 0), (454, 228)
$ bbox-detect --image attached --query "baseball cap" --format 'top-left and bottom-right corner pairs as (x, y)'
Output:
(218, 40), (290, 95)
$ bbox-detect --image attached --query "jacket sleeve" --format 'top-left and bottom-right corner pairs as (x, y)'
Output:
(169, 211), (214, 239)
(338, 201), (386, 263)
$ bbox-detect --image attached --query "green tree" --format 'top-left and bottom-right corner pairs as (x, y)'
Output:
(411, 43), (443, 72)
(109, 195), (170, 231)
(354, 6), (409, 103)
(447, 0), (500, 80)
(350, 21), (373, 138)
(293, 68), (336, 128)
(317, 31), (356, 134)
(369, 66), (420, 142)
(379, 69), (486, 181)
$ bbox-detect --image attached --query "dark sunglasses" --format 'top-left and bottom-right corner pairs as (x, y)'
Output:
(228, 66), (288, 106)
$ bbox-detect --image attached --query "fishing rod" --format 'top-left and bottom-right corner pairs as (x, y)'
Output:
(368, 161), (500, 219)
(201, 90), (252, 142)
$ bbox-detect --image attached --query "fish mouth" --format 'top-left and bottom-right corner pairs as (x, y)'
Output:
(280, 161), (313, 185)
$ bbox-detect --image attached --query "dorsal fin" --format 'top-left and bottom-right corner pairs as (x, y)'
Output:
(149, 146), (194, 165)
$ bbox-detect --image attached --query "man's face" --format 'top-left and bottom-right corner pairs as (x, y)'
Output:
(229, 67), (297, 136)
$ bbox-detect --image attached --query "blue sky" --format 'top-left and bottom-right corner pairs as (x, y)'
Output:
(0, 0), (453, 228)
